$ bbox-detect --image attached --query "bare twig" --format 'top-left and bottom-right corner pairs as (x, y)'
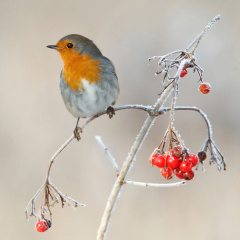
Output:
(46, 134), (75, 181)
(162, 106), (213, 139)
(25, 183), (45, 219)
(82, 105), (156, 130)
(95, 136), (119, 174)
(186, 14), (221, 53)
(123, 180), (186, 188)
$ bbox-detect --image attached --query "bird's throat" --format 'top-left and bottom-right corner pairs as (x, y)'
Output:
(62, 53), (102, 91)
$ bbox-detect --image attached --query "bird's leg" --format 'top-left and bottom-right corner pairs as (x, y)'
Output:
(74, 117), (82, 141)
(106, 106), (115, 119)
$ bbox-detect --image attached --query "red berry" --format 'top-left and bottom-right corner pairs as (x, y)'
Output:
(161, 167), (174, 180)
(36, 220), (49, 232)
(172, 146), (183, 158)
(155, 155), (166, 168)
(183, 170), (195, 180)
(166, 155), (180, 169)
(188, 154), (199, 167)
(149, 153), (159, 165)
(180, 67), (188, 77)
(180, 160), (192, 172)
(175, 168), (184, 179)
(199, 82), (211, 94)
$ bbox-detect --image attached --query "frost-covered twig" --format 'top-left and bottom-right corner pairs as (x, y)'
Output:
(82, 105), (159, 130)
(162, 106), (212, 139)
(149, 15), (221, 84)
(25, 183), (45, 219)
(123, 180), (186, 188)
(46, 134), (76, 181)
(186, 14), (221, 53)
(95, 136), (119, 174)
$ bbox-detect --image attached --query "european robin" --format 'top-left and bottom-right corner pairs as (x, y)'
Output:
(47, 34), (119, 140)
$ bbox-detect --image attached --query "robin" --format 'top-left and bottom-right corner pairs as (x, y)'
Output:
(47, 34), (119, 140)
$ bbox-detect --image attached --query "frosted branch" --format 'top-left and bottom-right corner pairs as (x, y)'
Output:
(163, 106), (212, 139)
(123, 180), (186, 188)
(95, 136), (119, 174)
(186, 14), (221, 53)
(82, 105), (157, 130)
(25, 183), (45, 219)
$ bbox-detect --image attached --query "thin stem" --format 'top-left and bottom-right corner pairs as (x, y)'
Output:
(46, 135), (75, 181)
(123, 180), (186, 188)
(171, 128), (186, 148)
(157, 129), (170, 150)
(186, 14), (221, 54)
(25, 183), (45, 219)
(148, 50), (185, 62)
(95, 136), (119, 174)
(163, 106), (212, 139)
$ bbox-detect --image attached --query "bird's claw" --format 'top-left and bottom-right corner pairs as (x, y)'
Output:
(74, 127), (82, 141)
(107, 106), (115, 119)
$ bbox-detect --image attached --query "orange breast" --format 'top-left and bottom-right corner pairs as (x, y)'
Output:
(60, 52), (102, 91)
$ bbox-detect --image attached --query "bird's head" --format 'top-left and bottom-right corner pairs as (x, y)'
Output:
(47, 34), (102, 63)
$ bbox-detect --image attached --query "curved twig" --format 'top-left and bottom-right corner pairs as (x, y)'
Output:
(82, 105), (156, 130)
(162, 106), (212, 139)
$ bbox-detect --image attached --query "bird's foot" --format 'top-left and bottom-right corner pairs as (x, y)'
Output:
(107, 106), (115, 119)
(74, 127), (82, 141)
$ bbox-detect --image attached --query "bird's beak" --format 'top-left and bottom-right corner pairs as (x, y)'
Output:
(47, 45), (61, 50)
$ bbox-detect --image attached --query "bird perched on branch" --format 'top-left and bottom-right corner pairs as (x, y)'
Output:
(47, 34), (119, 140)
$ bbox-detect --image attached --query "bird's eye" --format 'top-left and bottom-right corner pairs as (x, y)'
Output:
(67, 43), (73, 48)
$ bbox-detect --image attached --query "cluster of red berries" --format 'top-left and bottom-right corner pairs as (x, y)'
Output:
(149, 146), (199, 181)
(180, 67), (211, 94)
(35, 219), (52, 232)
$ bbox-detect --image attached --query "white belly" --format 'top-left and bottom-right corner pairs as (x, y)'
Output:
(60, 78), (118, 118)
